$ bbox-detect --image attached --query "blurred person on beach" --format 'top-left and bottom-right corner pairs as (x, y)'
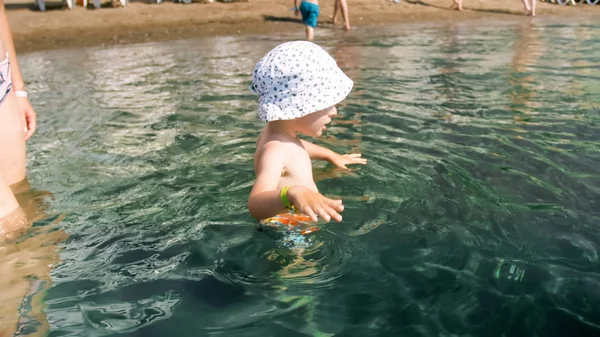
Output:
(331, 0), (350, 30)
(293, 0), (320, 40)
(248, 41), (366, 226)
(521, 0), (536, 16)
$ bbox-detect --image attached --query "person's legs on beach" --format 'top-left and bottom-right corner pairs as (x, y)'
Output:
(338, 0), (350, 30)
(305, 25), (315, 41)
(521, 0), (532, 15)
(530, 0), (536, 16)
(331, 0), (339, 24)
(451, 0), (462, 10)
(331, 0), (350, 29)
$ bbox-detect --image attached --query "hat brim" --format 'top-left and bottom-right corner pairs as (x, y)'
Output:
(259, 71), (354, 122)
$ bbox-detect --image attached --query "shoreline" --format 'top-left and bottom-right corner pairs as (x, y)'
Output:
(7, 0), (600, 53)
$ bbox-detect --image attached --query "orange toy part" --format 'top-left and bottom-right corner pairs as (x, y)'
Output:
(261, 212), (321, 236)
(271, 212), (313, 226)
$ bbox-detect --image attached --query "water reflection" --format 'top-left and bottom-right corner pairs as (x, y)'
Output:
(508, 20), (543, 122)
(0, 189), (66, 337)
(88, 44), (178, 158)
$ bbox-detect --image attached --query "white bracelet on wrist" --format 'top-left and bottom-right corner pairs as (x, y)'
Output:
(15, 90), (28, 98)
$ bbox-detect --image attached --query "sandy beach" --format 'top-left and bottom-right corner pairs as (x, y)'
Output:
(6, 0), (600, 53)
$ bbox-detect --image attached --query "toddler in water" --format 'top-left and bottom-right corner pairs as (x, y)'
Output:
(248, 41), (366, 227)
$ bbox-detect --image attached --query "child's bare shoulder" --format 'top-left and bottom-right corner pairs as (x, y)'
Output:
(255, 132), (303, 167)
(254, 138), (297, 175)
(257, 136), (298, 157)
(258, 128), (297, 149)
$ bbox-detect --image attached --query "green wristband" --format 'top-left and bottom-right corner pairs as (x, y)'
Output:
(280, 186), (292, 209)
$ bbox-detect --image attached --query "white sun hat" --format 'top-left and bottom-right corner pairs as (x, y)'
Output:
(250, 41), (353, 122)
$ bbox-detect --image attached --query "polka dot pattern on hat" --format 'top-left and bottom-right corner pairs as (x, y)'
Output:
(250, 41), (354, 122)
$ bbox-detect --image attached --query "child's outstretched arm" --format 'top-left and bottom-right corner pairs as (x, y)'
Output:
(249, 143), (344, 222)
(300, 139), (367, 169)
(248, 145), (288, 221)
(300, 139), (336, 161)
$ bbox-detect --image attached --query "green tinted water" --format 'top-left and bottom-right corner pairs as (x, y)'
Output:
(14, 17), (600, 336)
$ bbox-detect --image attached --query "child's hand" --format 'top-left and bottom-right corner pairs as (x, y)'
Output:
(330, 153), (367, 169)
(288, 186), (344, 223)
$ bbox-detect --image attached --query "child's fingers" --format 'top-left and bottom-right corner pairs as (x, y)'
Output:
(327, 207), (343, 222)
(304, 208), (319, 223)
(326, 198), (344, 212)
(317, 203), (341, 222)
(314, 206), (331, 222)
(326, 204), (343, 222)
(343, 154), (367, 165)
(326, 197), (343, 205)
